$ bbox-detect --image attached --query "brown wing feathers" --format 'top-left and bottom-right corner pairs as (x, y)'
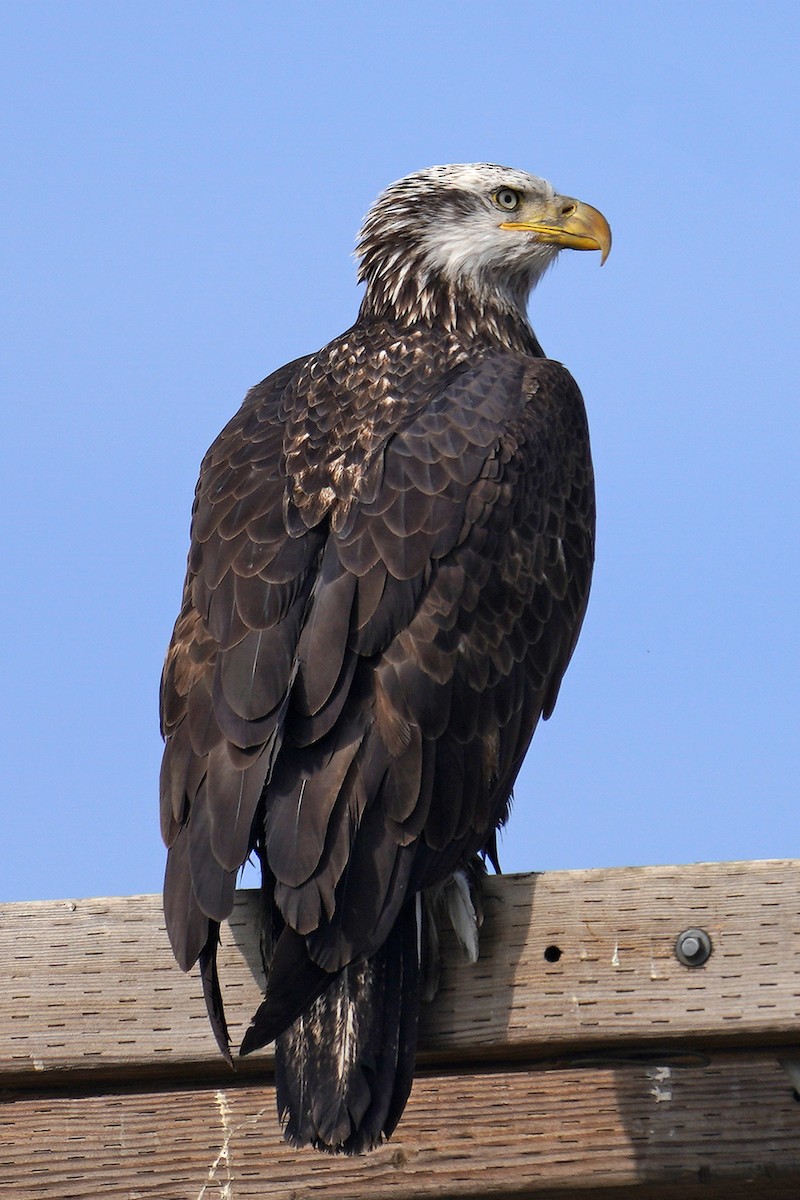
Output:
(160, 332), (594, 1148)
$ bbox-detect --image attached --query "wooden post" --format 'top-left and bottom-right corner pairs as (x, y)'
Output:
(1, 860), (799, 1197)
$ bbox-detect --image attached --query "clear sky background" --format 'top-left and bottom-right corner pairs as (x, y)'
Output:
(2, 3), (797, 904)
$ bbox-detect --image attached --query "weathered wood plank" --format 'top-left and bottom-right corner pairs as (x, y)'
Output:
(1, 1053), (798, 1199)
(2, 860), (798, 1085)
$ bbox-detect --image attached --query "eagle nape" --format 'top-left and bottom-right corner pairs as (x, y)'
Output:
(159, 163), (609, 1153)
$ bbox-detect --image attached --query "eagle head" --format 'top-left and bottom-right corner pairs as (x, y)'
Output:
(356, 163), (610, 330)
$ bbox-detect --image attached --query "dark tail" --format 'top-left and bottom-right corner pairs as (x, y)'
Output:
(273, 901), (421, 1154)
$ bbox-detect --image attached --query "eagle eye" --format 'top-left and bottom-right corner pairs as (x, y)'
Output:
(493, 187), (522, 212)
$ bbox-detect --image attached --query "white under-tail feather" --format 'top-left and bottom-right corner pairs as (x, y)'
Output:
(442, 869), (481, 963)
(421, 867), (484, 1002)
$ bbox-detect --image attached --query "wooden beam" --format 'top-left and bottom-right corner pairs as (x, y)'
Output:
(2, 860), (799, 1196)
(2, 1054), (799, 1198)
(2, 860), (798, 1083)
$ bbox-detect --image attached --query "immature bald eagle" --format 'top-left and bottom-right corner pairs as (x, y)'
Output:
(160, 164), (610, 1153)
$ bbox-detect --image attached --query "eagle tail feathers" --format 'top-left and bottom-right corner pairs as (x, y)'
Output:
(274, 900), (421, 1154)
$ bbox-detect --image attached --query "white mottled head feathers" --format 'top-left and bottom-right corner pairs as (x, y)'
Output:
(356, 164), (563, 329)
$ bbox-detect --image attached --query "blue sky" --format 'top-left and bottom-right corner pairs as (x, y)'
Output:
(2, 3), (797, 903)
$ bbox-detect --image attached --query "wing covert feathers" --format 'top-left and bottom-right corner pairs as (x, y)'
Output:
(160, 325), (594, 1152)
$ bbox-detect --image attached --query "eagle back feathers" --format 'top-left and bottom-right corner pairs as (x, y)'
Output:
(160, 314), (595, 1150)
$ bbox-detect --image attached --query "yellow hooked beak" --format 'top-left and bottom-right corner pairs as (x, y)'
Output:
(500, 197), (612, 264)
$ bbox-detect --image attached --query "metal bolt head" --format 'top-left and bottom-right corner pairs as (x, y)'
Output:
(675, 927), (712, 967)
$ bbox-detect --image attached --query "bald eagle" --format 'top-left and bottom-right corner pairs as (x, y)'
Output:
(160, 164), (610, 1153)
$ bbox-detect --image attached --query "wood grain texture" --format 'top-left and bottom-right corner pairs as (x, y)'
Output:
(3, 861), (799, 1196)
(2, 861), (798, 1085)
(1, 1054), (798, 1199)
